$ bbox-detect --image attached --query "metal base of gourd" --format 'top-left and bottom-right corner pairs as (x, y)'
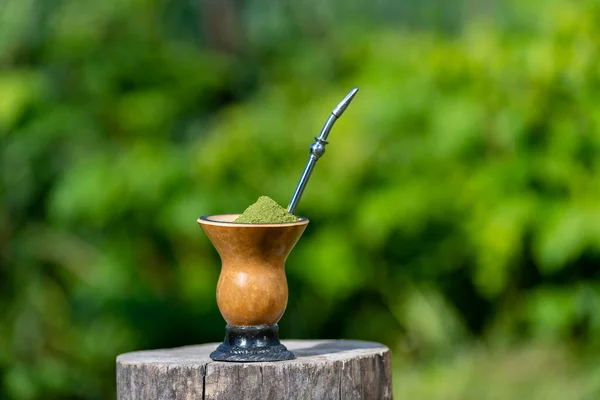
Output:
(210, 324), (295, 362)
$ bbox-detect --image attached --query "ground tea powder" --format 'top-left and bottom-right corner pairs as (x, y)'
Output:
(234, 196), (300, 224)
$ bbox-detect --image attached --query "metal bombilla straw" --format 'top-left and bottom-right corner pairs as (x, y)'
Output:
(287, 88), (359, 214)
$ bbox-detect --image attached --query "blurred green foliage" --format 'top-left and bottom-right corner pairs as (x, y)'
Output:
(1, 0), (600, 398)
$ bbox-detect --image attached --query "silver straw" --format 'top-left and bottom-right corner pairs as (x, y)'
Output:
(287, 88), (359, 214)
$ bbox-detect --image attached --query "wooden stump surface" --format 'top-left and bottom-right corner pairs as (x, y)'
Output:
(117, 340), (392, 400)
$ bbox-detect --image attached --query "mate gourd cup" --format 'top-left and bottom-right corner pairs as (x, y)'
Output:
(198, 214), (308, 362)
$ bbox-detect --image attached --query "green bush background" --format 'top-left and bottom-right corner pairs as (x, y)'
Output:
(2, 0), (600, 398)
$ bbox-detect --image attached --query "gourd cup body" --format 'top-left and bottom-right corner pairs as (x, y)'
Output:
(198, 214), (308, 326)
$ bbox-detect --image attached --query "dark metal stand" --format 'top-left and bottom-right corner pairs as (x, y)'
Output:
(210, 324), (295, 362)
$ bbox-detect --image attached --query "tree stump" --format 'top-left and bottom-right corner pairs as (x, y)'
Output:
(117, 340), (392, 400)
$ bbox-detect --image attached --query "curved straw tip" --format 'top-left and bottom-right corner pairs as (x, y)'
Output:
(332, 87), (359, 118)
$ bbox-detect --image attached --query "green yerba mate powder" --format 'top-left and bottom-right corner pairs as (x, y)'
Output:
(234, 196), (300, 224)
